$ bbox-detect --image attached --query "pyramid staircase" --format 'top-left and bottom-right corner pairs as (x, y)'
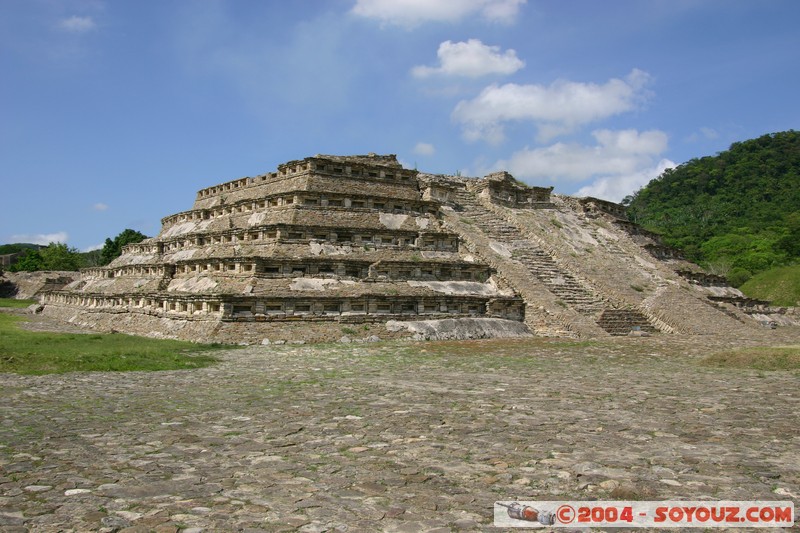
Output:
(453, 188), (656, 336)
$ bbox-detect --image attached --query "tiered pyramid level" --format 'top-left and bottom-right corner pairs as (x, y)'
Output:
(42, 153), (792, 342)
(42, 155), (527, 342)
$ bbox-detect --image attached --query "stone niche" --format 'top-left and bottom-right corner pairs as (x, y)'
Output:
(579, 197), (627, 219)
(645, 243), (685, 261)
(418, 173), (460, 205)
(471, 171), (553, 208)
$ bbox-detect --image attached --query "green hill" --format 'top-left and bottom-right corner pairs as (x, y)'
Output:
(625, 130), (800, 286)
(0, 243), (41, 255)
(739, 265), (800, 306)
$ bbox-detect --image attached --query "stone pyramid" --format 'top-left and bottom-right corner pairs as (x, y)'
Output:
(42, 153), (792, 342)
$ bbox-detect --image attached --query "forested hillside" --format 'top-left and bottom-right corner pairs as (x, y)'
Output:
(624, 130), (800, 286)
(0, 229), (147, 272)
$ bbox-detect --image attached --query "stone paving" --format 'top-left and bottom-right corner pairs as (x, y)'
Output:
(2, 326), (800, 532)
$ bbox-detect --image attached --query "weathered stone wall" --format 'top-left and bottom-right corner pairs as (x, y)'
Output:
(43, 276), (524, 323)
(0, 252), (24, 268)
(191, 154), (419, 211)
(386, 317), (533, 340)
(470, 171), (553, 208)
(41, 302), (389, 343)
(192, 175), (305, 210)
(579, 196), (627, 219)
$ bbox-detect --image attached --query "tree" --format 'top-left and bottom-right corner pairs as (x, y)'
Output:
(40, 243), (83, 271)
(100, 229), (148, 266)
(9, 249), (44, 272)
(626, 130), (800, 276)
(775, 211), (800, 257)
(80, 249), (103, 267)
(8, 243), (82, 272)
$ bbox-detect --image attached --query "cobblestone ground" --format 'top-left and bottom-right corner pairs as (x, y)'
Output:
(1, 324), (799, 532)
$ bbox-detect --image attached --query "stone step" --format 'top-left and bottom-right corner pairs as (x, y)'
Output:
(596, 309), (658, 335)
(455, 189), (606, 316)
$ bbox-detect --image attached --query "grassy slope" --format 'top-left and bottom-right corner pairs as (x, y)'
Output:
(0, 299), (37, 308)
(0, 304), (225, 374)
(739, 264), (800, 306)
(702, 346), (800, 371)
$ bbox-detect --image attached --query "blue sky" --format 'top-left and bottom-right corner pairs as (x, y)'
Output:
(2, 0), (798, 251)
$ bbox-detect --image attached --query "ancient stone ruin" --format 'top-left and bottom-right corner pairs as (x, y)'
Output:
(39, 153), (797, 342)
(0, 271), (79, 300)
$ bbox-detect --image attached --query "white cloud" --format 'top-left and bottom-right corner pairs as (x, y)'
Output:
(352, 0), (526, 27)
(92, 202), (109, 211)
(686, 126), (719, 143)
(453, 69), (652, 143)
(700, 126), (719, 139)
(10, 232), (70, 246)
(496, 129), (671, 201)
(412, 39), (524, 78)
(82, 243), (103, 252)
(59, 16), (96, 33)
(576, 158), (676, 202)
(480, 0), (525, 22)
(413, 142), (436, 155)
(593, 128), (668, 155)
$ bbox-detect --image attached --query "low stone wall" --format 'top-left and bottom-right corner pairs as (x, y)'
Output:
(747, 306), (800, 327)
(41, 303), (386, 343)
(386, 317), (532, 340)
(40, 303), (531, 344)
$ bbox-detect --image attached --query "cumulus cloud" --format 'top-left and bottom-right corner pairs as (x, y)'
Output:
(352, 0), (526, 27)
(92, 202), (109, 211)
(59, 16), (96, 33)
(496, 129), (672, 201)
(10, 232), (70, 246)
(82, 243), (104, 252)
(412, 39), (523, 78)
(453, 69), (652, 143)
(576, 158), (676, 202)
(413, 142), (436, 155)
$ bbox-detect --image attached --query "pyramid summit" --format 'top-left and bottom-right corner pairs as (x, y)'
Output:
(40, 153), (796, 343)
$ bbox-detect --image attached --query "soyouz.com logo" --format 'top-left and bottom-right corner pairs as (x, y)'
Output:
(493, 501), (794, 528)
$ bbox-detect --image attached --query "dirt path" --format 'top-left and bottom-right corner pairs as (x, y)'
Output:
(1, 324), (799, 532)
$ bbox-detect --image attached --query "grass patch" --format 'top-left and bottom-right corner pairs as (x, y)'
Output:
(0, 298), (37, 308)
(701, 346), (800, 371)
(0, 312), (225, 375)
(739, 264), (800, 306)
